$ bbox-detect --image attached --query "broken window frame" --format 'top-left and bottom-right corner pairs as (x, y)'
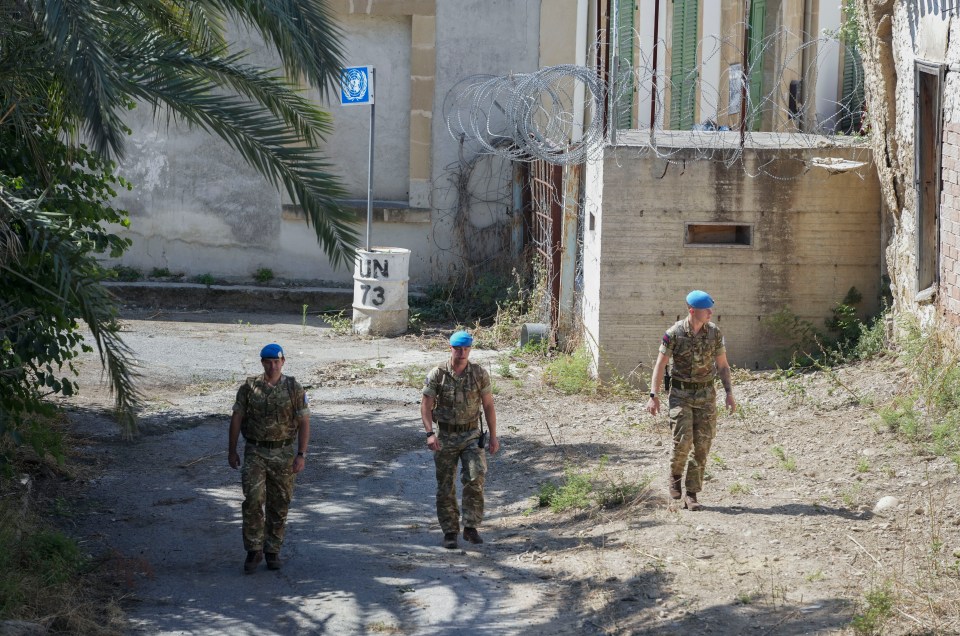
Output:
(914, 60), (946, 298)
(683, 222), (754, 248)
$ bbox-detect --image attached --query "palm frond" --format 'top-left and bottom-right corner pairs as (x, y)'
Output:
(127, 71), (359, 267)
(22, 0), (130, 157)
(10, 201), (142, 433)
(204, 0), (345, 97)
(119, 43), (334, 147)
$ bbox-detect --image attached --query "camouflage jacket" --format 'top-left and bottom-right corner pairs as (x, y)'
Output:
(658, 317), (726, 383)
(233, 375), (309, 441)
(422, 361), (491, 427)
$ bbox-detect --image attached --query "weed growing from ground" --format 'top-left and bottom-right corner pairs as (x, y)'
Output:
(770, 445), (797, 471)
(729, 482), (749, 495)
(401, 365), (428, 389)
(194, 273), (216, 286)
(254, 267), (274, 283)
(322, 310), (353, 335)
(102, 265), (142, 281)
(850, 583), (896, 635)
(495, 355), (513, 378)
(532, 458), (652, 513)
(856, 457), (871, 473)
(543, 347), (597, 396)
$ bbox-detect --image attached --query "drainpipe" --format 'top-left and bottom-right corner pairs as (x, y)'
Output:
(650, 0), (661, 134)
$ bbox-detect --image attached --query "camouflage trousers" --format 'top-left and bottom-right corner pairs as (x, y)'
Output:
(241, 443), (296, 553)
(668, 387), (718, 494)
(434, 428), (487, 534)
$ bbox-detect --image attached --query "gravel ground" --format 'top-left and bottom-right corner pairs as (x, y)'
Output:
(57, 308), (960, 635)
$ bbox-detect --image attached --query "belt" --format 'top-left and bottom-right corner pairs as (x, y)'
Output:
(245, 438), (295, 449)
(672, 379), (714, 390)
(437, 422), (479, 433)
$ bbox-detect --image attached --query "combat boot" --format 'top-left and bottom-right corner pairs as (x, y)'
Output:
(463, 527), (483, 544)
(243, 550), (263, 574)
(684, 492), (703, 511)
(442, 532), (459, 549)
(265, 552), (283, 570)
(668, 474), (683, 500)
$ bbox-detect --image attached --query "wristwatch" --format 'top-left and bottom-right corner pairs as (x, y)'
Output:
(426, 431), (436, 438)
(649, 392), (657, 399)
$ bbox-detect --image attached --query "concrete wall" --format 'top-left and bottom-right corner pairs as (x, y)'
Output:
(108, 0), (541, 286)
(583, 137), (881, 382)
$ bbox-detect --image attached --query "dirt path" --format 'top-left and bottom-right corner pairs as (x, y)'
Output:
(64, 310), (960, 635)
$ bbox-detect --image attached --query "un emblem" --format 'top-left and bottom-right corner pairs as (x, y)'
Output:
(341, 67), (369, 103)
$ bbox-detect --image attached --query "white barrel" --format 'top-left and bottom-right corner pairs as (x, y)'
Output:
(352, 248), (410, 336)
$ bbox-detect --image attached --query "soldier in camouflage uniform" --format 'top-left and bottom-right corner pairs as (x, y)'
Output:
(646, 291), (736, 511)
(228, 343), (310, 573)
(420, 331), (500, 549)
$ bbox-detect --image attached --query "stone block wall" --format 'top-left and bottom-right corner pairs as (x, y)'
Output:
(583, 139), (882, 384)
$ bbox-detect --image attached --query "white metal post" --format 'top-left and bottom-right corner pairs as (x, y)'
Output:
(366, 68), (376, 252)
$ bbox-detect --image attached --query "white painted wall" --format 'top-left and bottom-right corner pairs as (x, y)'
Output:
(699, 0), (722, 125)
(317, 15), (412, 201)
(428, 0), (542, 274)
(815, 0), (842, 132)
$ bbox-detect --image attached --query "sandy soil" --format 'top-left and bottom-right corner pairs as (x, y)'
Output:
(54, 309), (960, 635)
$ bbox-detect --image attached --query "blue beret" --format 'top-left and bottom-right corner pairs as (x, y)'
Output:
(449, 330), (474, 347)
(685, 290), (714, 309)
(260, 343), (284, 359)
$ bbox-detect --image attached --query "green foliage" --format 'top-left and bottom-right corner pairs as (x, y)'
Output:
(763, 289), (887, 368)
(770, 445), (797, 471)
(533, 459), (651, 512)
(193, 273), (216, 286)
(495, 355), (514, 378)
(150, 267), (172, 278)
(411, 268), (537, 340)
(2, 0), (357, 267)
(542, 468), (593, 512)
(104, 265), (142, 281)
(826, 0), (864, 49)
(401, 365), (428, 389)
(322, 309), (353, 336)
(1, 134), (142, 455)
(878, 316), (960, 459)
(254, 267), (275, 283)
(851, 583), (896, 635)
(825, 287), (864, 352)
(543, 348), (597, 396)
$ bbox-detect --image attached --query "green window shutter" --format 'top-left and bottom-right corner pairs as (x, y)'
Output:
(670, 0), (698, 130)
(838, 46), (865, 133)
(747, 0), (766, 130)
(616, 0), (635, 130)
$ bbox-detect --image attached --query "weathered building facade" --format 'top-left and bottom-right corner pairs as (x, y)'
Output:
(858, 2), (960, 350)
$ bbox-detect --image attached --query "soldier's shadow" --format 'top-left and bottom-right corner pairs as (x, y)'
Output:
(708, 502), (871, 520)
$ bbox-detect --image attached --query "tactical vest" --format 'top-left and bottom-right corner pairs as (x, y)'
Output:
(430, 362), (485, 427)
(666, 320), (723, 383)
(239, 375), (302, 441)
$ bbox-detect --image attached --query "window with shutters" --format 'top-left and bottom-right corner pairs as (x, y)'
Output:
(669, 0), (698, 130)
(837, 45), (865, 134)
(746, 0), (766, 131)
(615, 0), (636, 130)
(915, 61), (945, 295)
